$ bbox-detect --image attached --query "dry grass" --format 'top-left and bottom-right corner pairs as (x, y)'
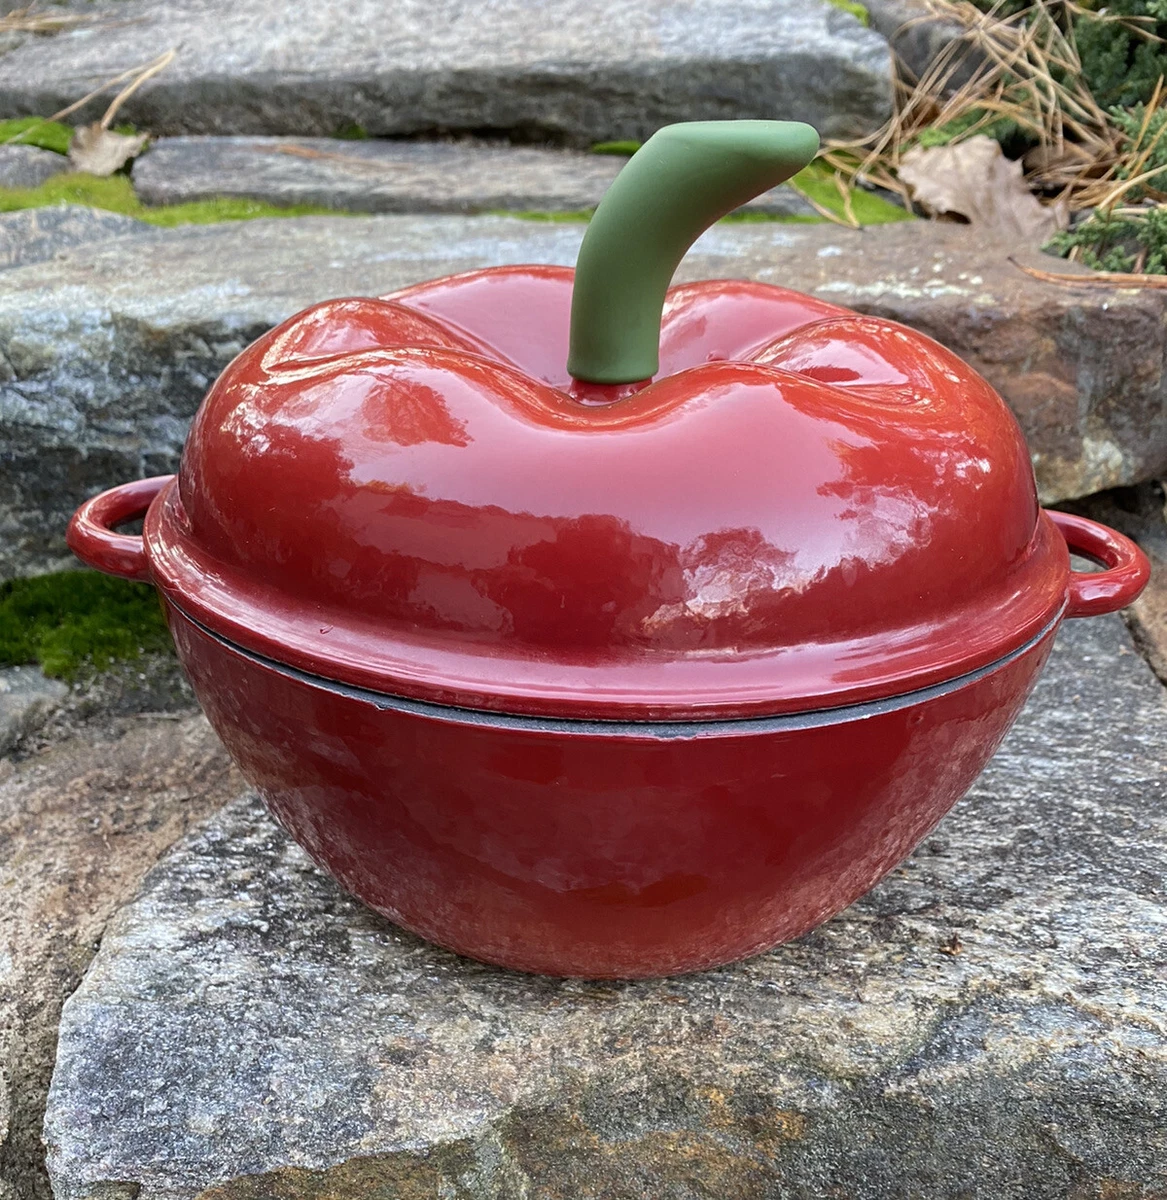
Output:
(0, 5), (91, 35)
(38, 49), (177, 129)
(822, 0), (1167, 217)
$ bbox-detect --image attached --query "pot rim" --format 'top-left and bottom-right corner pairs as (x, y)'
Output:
(144, 476), (1073, 721)
(170, 600), (1063, 739)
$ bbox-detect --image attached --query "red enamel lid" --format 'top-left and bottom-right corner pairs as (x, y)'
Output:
(146, 265), (1068, 720)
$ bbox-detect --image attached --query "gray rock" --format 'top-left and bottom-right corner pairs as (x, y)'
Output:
(1062, 481), (1167, 688)
(43, 614), (1167, 1198)
(3, 213), (1165, 580)
(0, 667), (66, 756)
(0, 204), (157, 271)
(0, 713), (241, 1200)
(0, 0), (893, 144)
(0, 145), (68, 189)
(863, 0), (983, 89)
(131, 136), (818, 216)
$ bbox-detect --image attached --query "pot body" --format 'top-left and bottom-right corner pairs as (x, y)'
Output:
(168, 602), (1057, 978)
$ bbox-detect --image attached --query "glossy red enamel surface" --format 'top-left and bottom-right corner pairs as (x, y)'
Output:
(67, 260), (1152, 977)
(147, 267), (1069, 719)
(168, 602), (1055, 977)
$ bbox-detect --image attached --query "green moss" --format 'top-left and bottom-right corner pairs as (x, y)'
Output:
(0, 117), (73, 155)
(0, 171), (337, 225)
(0, 570), (172, 680)
(590, 140), (642, 156)
(139, 194), (337, 226)
(720, 211), (825, 224)
(824, 0), (869, 24)
(335, 122), (369, 140)
(916, 108), (1023, 150)
(789, 162), (912, 224)
(498, 209), (596, 222)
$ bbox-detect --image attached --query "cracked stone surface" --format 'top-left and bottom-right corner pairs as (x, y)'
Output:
(0, 145), (67, 190)
(43, 614), (1167, 1199)
(0, 667), (66, 756)
(0, 714), (242, 1200)
(0, 204), (158, 272)
(0, 0), (892, 144)
(131, 137), (818, 217)
(3, 215), (1166, 578)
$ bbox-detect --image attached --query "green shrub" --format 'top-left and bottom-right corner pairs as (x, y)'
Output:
(1045, 205), (1167, 272)
(1109, 102), (1167, 198)
(969, 0), (1167, 108)
(1074, 0), (1167, 108)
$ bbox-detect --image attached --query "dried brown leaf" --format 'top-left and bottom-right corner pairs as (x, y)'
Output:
(899, 135), (1066, 240)
(67, 123), (149, 176)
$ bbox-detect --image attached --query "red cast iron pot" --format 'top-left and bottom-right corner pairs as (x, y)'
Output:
(68, 122), (1149, 978)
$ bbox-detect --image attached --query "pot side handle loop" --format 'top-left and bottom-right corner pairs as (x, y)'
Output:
(66, 475), (174, 583)
(1046, 509), (1150, 619)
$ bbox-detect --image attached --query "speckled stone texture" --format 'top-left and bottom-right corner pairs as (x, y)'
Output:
(0, 714), (242, 1200)
(0, 145), (67, 189)
(131, 137), (818, 216)
(0, 667), (66, 755)
(0, 0), (891, 144)
(43, 614), (1167, 1199)
(3, 215), (1166, 579)
(0, 204), (157, 272)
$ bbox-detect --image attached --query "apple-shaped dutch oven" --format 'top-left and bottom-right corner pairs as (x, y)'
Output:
(69, 123), (1149, 977)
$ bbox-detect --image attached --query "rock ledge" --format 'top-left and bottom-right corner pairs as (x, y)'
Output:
(43, 615), (1167, 1199)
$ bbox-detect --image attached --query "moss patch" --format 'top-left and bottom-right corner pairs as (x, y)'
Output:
(499, 208), (595, 222)
(720, 211), (826, 224)
(824, 0), (869, 24)
(0, 172), (337, 225)
(0, 570), (172, 680)
(0, 117), (73, 155)
(789, 162), (911, 224)
(590, 140), (642, 156)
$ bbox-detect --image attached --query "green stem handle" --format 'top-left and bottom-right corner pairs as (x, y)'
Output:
(566, 120), (820, 386)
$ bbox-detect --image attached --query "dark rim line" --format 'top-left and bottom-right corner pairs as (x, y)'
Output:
(174, 604), (1064, 740)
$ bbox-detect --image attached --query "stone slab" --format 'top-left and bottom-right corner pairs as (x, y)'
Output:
(0, 666), (66, 757)
(0, 204), (158, 271)
(0, 0), (892, 144)
(43, 614), (1167, 1199)
(0, 714), (241, 1200)
(3, 213), (1166, 579)
(0, 145), (67, 189)
(1063, 481), (1167, 688)
(131, 136), (818, 216)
